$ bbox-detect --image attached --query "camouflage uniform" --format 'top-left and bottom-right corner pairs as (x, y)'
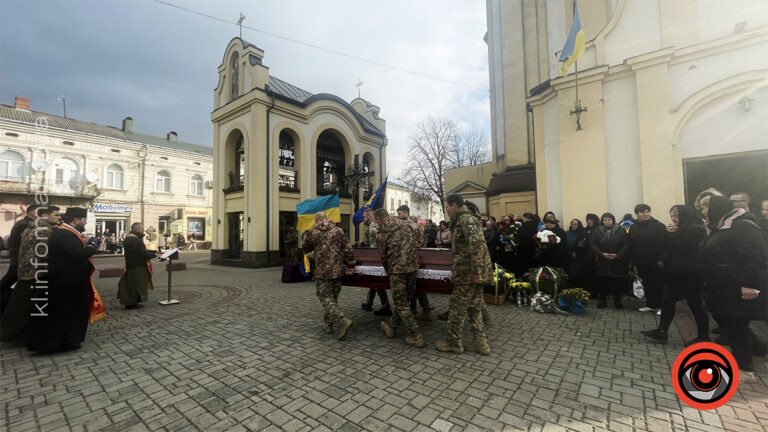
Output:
(363, 220), (388, 308)
(405, 216), (430, 314)
(303, 219), (355, 328)
(446, 205), (493, 344)
(365, 220), (379, 248)
(377, 217), (421, 337)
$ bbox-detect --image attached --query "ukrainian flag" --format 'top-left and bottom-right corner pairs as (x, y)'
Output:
(353, 178), (387, 225)
(296, 193), (341, 231)
(559, 2), (585, 78)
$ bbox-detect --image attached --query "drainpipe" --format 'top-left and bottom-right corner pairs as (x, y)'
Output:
(140, 144), (148, 225)
(265, 88), (276, 263)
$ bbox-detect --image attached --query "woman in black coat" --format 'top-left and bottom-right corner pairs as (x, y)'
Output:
(591, 212), (629, 309)
(540, 216), (569, 270)
(514, 213), (539, 276)
(641, 205), (709, 345)
(701, 196), (768, 375)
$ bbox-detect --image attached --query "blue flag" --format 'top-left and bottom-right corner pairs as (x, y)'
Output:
(353, 178), (387, 225)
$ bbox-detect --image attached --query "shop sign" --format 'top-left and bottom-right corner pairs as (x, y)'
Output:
(185, 208), (209, 216)
(91, 203), (134, 213)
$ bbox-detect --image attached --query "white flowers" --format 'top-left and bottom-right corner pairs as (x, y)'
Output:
(536, 230), (561, 244)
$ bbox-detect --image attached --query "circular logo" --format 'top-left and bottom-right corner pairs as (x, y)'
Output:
(672, 342), (739, 410)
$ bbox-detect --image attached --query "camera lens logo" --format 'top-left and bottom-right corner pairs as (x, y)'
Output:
(672, 342), (739, 410)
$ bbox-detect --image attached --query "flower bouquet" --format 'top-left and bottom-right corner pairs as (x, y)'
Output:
(556, 288), (590, 315)
(506, 281), (532, 307)
(524, 266), (570, 314)
(484, 264), (513, 305)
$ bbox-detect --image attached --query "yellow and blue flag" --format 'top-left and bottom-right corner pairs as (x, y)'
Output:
(559, 2), (585, 77)
(353, 178), (387, 225)
(296, 193), (340, 231)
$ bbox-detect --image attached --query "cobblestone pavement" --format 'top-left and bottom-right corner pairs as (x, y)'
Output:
(1, 256), (767, 431)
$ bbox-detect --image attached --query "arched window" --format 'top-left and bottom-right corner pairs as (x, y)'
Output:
(105, 163), (124, 189)
(53, 158), (80, 188)
(0, 150), (26, 181)
(278, 130), (297, 191)
(231, 52), (240, 100)
(189, 174), (203, 196)
(155, 170), (171, 193)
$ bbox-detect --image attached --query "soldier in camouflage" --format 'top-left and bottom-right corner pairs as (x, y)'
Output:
(361, 208), (391, 314)
(374, 208), (424, 348)
(397, 205), (432, 321)
(302, 212), (354, 340)
(435, 194), (492, 355)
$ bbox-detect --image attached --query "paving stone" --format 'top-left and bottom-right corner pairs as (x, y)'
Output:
(0, 262), (765, 432)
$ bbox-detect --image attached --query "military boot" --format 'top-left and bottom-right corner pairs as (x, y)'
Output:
(464, 338), (491, 355)
(405, 334), (424, 348)
(437, 311), (449, 321)
(415, 311), (433, 321)
(337, 319), (352, 340)
(380, 321), (394, 339)
(435, 340), (464, 353)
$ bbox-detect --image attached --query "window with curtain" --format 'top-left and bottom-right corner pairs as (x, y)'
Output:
(105, 163), (124, 189)
(155, 170), (171, 193)
(0, 150), (26, 181)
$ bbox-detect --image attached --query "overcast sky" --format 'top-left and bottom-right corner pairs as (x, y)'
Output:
(0, 0), (490, 175)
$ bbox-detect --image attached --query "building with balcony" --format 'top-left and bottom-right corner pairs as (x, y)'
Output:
(211, 38), (387, 267)
(0, 98), (213, 248)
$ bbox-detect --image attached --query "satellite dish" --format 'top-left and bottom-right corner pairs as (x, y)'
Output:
(31, 159), (49, 172)
(85, 171), (99, 183)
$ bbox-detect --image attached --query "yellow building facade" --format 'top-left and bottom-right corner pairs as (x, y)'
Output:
(482, 0), (768, 224)
(211, 38), (387, 267)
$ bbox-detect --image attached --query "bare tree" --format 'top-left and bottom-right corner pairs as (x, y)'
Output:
(448, 126), (491, 168)
(400, 116), (460, 214)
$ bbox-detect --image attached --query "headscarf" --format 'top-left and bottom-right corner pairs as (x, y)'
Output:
(673, 205), (702, 228)
(585, 213), (599, 227)
(707, 196), (734, 230)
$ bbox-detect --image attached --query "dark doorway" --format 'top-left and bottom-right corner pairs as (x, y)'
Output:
(684, 151), (768, 211)
(227, 212), (244, 259)
(279, 211), (298, 262)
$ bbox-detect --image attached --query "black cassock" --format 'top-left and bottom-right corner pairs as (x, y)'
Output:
(28, 226), (96, 353)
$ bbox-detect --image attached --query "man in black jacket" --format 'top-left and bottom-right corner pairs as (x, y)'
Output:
(0, 205), (38, 316)
(627, 204), (667, 312)
(28, 207), (97, 353)
(118, 223), (161, 309)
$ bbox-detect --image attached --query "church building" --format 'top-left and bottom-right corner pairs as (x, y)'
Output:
(211, 38), (387, 267)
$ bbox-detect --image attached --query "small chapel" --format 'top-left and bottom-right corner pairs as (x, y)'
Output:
(211, 38), (387, 267)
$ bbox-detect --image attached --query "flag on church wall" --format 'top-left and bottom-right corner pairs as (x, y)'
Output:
(353, 178), (388, 225)
(559, 2), (585, 78)
(296, 193), (341, 231)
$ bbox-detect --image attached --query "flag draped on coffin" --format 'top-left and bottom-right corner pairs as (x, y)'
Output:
(296, 193), (340, 231)
(558, 1), (586, 77)
(353, 178), (388, 225)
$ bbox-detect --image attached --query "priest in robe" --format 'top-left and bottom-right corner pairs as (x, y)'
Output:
(28, 207), (99, 353)
(118, 222), (160, 309)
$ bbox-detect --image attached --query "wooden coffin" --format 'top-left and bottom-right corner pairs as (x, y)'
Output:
(344, 247), (454, 295)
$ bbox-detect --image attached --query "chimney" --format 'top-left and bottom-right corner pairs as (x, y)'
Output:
(122, 117), (133, 133)
(14, 97), (30, 110)
(167, 131), (177, 142)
